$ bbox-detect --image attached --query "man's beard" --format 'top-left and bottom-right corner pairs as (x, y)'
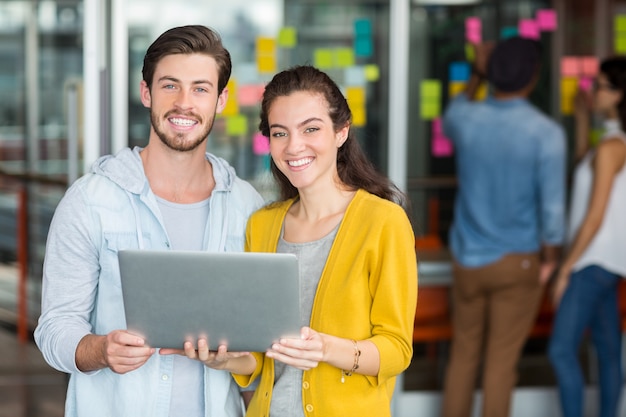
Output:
(150, 109), (214, 152)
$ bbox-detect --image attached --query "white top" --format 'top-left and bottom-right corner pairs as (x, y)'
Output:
(568, 119), (626, 277)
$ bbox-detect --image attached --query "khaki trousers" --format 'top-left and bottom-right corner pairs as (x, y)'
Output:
(441, 253), (543, 417)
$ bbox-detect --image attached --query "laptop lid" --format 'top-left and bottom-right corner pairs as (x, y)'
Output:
(119, 250), (301, 352)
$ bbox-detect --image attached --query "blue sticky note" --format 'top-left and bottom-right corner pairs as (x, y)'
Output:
(449, 62), (471, 82)
(354, 37), (373, 58)
(501, 26), (518, 39)
(354, 19), (372, 37)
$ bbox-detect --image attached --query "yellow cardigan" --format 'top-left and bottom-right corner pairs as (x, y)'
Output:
(233, 189), (418, 417)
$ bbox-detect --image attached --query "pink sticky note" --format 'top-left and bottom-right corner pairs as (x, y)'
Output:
(578, 77), (593, 92)
(432, 135), (454, 157)
(252, 132), (270, 155)
(465, 17), (482, 44)
(580, 56), (599, 77)
(432, 118), (443, 135)
(561, 56), (580, 77)
(519, 19), (540, 40)
(536, 9), (558, 31)
(238, 84), (265, 107)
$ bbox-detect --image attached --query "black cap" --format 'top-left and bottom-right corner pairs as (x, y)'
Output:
(487, 36), (541, 92)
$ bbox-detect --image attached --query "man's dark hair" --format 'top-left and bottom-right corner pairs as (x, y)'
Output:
(487, 36), (541, 93)
(142, 25), (232, 94)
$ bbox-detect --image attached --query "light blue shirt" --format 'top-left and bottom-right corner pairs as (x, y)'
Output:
(34, 147), (265, 417)
(443, 94), (566, 267)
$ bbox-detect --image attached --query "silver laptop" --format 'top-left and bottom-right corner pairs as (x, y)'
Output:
(119, 250), (301, 352)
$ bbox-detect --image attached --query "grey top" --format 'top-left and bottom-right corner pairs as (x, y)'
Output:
(157, 196), (210, 417)
(270, 224), (339, 417)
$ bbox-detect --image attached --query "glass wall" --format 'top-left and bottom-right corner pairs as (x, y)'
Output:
(125, 0), (391, 200)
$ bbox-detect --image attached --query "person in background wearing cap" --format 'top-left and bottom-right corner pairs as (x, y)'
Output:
(440, 36), (567, 417)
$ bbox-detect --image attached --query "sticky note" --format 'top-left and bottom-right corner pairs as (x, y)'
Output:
(278, 27), (297, 48)
(238, 84), (265, 107)
(252, 132), (270, 155)
(561, 56), (580, 77)
(465, 17), (482, 44)
(346, 86), (366, 106)
(354, 37), (373, 57)
(314, 49), (334, 69)
(364, 64), (380, 82)
(432, 135), (454, 157)
(335, 48), (355, 68)
(421, 102), (441, 120)
(257, 55), (276, 74)
(345, 66), (366, 86)
(561, 77), (579, 115)
(449, 62), (471, 82)
(226, 115), (248, 136)
(615, 36), (626, 54)
(432, 117), (444, 134)
(421, 80), (441, 99)
(578, 77), (593, 93)
(536, 9), (558, 31)
(221, 79), (239, 117)
(354, 19), (372, 37)
(256, 37), (276, 55)
(501, 26), (518, 39)
(465, 43), (475, 62)
(580, 56), (599, 77)
(351, 105), (367, 127)
(519, 19), (540, 40)
(449, 81), (466, 98)
(475, 82), (488, 101)
(615, 15), (626, 32)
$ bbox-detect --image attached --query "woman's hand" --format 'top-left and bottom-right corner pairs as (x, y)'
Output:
(160, 338), (251, 371)
(551, 265), (572, 308)
(266, 327), (325, 371)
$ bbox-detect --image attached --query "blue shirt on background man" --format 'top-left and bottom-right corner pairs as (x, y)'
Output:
(443, 93), (567, 268)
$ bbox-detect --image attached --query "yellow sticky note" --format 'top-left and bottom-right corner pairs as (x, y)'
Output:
(226, 115), (248, 136)
(475, 82), (488, 101)
(314, 49), (334, 69)
(364, 64), (380, 82)
(560, 77), (578, 115)
(257, 55), (276, 74)
(334, 48), (355, 68)
(256, 37), (276, 55)
(351, 105), (367, 127)
(449, 81), (466, 97)
(420, 101), (441, 120)
(346, 86), (366, 106)
(278, 27), (297, 48)
(221, 79), (239, 117)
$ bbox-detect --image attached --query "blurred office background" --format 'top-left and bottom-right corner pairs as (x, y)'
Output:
(0, 0), (624, 416)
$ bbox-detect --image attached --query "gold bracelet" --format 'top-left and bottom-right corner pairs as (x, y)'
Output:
(341, 339), (361, 383)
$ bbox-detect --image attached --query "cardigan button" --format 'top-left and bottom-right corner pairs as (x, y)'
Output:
(302, 381), (310, 389)
(305, 404), (314, 412)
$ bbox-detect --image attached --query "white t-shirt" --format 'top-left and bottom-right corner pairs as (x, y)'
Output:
(568, 119), (626, 277)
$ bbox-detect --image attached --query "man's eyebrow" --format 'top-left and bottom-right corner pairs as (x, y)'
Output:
(156, 76), (215, 87)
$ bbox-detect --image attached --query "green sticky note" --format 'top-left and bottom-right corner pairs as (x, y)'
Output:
(354, 19), (372, 37)
(226, 115), (248, 136)
(335, 48), (355, 67)
(420, 101), (441, 120)
(278, 27), (297, 48)
(364, 64), (380, 82)
(616, 36), (626, 54)
(314, 49), (334, 69)
(421, 80), (441, 99)
(590, 128), (603, 147)
(615, 15), (626, 33)
(465, 43), (475, 63)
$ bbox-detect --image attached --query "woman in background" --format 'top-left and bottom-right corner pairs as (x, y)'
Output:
(233, 65), (418, 416)
(549, 57), (626, 417)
